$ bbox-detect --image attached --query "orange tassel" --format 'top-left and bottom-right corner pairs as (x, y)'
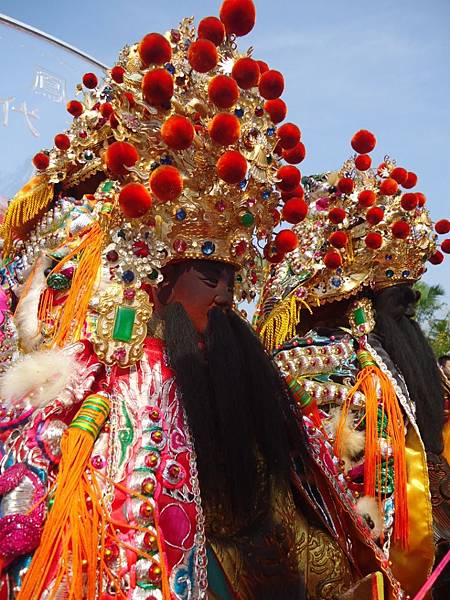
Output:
(335, 350), (409, 547)
(17, 393), (111, 600)
(48, 221), (104, 347)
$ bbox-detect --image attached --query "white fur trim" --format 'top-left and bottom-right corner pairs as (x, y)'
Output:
(0, 347), (79, 408)
(356, 496), (383, 540)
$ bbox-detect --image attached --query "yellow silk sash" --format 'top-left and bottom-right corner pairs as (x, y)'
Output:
(389, 425), (434, 598)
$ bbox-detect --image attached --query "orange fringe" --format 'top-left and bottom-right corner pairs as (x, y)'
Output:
(335, 352), (409, 548)
(48, 221), (104, 347)
(17, 394), (111, 600)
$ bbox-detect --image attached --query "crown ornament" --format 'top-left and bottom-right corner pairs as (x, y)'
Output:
(256, 130), (450, 350)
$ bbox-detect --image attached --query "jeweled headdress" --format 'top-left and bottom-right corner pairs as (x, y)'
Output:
(256, 130), (450, 350)
(0, 0), (307, 355)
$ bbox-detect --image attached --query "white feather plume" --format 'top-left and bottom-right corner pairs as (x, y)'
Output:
(13, 254), (51, 353)
(0, 348), (79, 408)
(328, 407), (366, 470)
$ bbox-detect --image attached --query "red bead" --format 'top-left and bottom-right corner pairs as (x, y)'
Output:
(143, 532), (159, 551)
(148, 562), (162, 583)
(139, 502), (154, 519)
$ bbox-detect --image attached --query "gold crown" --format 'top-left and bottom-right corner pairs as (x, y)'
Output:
(256, 131), (447, 350)
(2, 4), (306, 307)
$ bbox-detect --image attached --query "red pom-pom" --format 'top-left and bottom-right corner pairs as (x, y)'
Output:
(275, 229), (298, 253)
(324, 251), (342, 270)
(139, 33), (172, 66)
(232, 57), (260, 89)
(67, 100), (83, 117)
(365, 232), (383, 249)
(358, 190), (376, 208)
(264, 242), (285, 264)
(99, 102), (113, 118)
(209, 113), (241, 146)
(264, 99), (287, 124)
(354, 154), (371, 171)
(219, 0), (256, 36)
(119, 183), (152, 218)
(188, 39), (218, 73)
(351, 129), (376, 154)
(403, 171), (418, 189)
(442, 239), (450, 254)
(54, 133), (70, 151)
(416, 192), (426, 207)
(282, 142), (306, 165)
(82, 72), (98, 89)
(259, 70), (284, 100)
(256, 60), (269, 74)
(142, 69), (174, 106)
(208, 75), (239, 108)
(400, 193), (418, 211)
(379, 178), (399, 196)
(161, 115), (194, 150)
(282, 198), (308, 224)
(329, 207), (346, 224)
(366, 206), (384, 225)
(329, 231), (348, 249)
(276, 123), (300, 150)
(281, 185), (304, 201)
(111, 65), (125, 83)
(276, 166), (301, 192)
(198, 16), (225, 46)
(429, 251), (444, 265)
(435, 219), (450, 235)
(32, 152), (49, 170)
(149, 165), (183, 202)
(337, 177), (354, 194)
(217, 150), (247, 184)
(105, 141), (139, 176)
(390, 167), (408, 185)
(392, 220), (411, 239)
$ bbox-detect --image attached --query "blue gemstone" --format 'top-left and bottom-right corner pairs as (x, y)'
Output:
(165, 63), (175, 74)
(385, 269), (394, 278)
(266, 127), (275, 137)
(117, 229), (126, 239)
(176, 208), (186, 221)
(234, 108), (244, 118)
(150, 162), (159, 171)
(336, 267), (343, 275)
(331, 276), (342, 288)
(385, 254), (392, 261)
(160, 155), (173, 165)
(402, 270), (410, 278)
(239, 179), (248, 190)
(261, 190), (271, 200)
(201, 241), (215, 256)
(122, 270), (135, 283)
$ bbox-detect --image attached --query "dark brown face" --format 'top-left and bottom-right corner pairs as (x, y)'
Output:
(154, 260), (235, 333)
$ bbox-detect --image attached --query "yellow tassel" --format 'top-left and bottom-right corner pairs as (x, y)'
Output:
(334, 351), (409, 547)
(17, 393), (111, 600)
(258, 294), (312, 352)
(1, 176), (53, 256)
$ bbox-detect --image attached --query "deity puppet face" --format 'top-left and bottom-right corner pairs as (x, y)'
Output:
(153, 259), (235, 333)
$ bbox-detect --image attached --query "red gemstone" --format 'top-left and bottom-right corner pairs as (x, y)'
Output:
(235, 240), (247, 256)
(145, 452), (159, 468)
(151, 430), (163, 443)
(168, 464), (180, 478)
(132, 241), (150, 257)
(106, 250), (119, 262)
(113, 348), (126, 361)
(79, 131), (88, 139)
(254, 107), (264, 117)
(143, 531), (159, 551)
(215, 201), (226, 212)
(173, 239), (187, 253)
(104, 542), (119, 563)
(148, 562), (162, 583)
(149, 407), (160, 421)
(123, 288), (136, 301)
(139, 502), (154, 519)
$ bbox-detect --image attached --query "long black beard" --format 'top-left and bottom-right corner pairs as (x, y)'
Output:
(373, 285), (444, 454)
(163, 303), (305, 519)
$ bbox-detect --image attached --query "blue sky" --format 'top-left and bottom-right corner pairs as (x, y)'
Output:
(1, 0), (449, 300)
